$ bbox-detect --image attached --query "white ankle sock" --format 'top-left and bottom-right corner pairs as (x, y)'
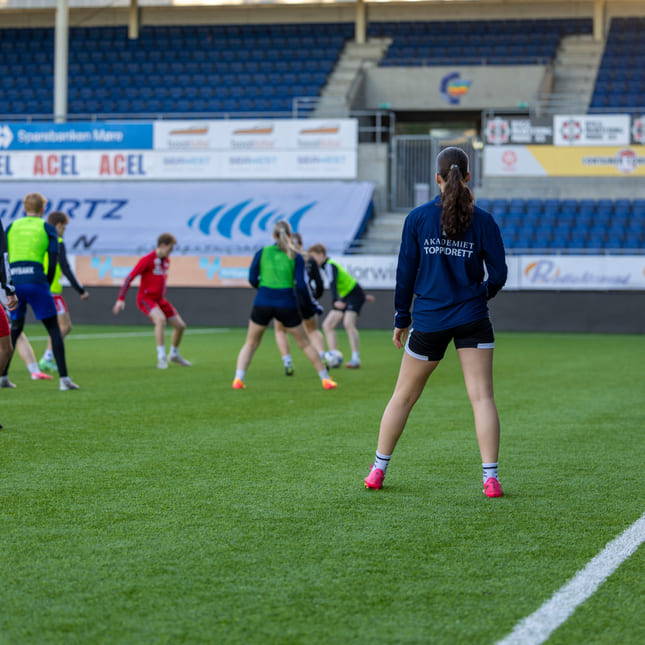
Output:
(157, 346), (166, 360)
(373, 451), (391, 473)
(482, 462), (499, 482)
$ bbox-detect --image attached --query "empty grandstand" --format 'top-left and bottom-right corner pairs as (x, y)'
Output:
(0, 0), (643, 260)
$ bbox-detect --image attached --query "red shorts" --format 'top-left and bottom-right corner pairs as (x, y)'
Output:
(0, 307), (9, 338)
(136, 295), (178, 320)
(53, 294), (68, 315)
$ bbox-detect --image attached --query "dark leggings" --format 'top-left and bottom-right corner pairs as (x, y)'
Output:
(4, 315), (68, 378)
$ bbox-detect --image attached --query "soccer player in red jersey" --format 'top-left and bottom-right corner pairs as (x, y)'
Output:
(112, 233), (191, 369)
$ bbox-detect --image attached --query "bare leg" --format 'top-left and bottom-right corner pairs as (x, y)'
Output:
(376, 352), (440, 455)
(16, 333), (37, 368)
(457, 348), (500, 464)
(303, 316), (325, 355)
(149, 308), (167, 348)
(167, 314), (187, 349)
(274, 320), (291, 358)
(343, 310), (360, 354)
(236, 320), (267, 373)
(287, 324), (325, 372)
(322, 309), (343, 351)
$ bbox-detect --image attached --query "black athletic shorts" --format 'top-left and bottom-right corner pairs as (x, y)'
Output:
(406, 317), (495, 361)
(297, 293), (318, 321)
(333, 284), (366, 315)
(251, 305), (302, 328)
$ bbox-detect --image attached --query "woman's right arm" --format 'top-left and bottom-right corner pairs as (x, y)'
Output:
(393, 213), (419, 330)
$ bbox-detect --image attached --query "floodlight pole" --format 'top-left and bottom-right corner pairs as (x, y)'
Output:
(53, 0), (69, 122)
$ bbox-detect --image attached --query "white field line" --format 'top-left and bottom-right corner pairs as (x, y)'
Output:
(497, 511), (645, 645)
(26, 328), (230, 342)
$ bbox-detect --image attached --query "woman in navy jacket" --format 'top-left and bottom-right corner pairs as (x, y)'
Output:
(364, 147), (508, 497)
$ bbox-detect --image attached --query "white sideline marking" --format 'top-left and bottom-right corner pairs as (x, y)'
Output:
(26, 328), (230, 342)
(497, 512), (645, 645)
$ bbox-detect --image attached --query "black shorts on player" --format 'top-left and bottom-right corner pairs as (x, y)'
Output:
(251, 304), (302, 328)
(332, 284), (366, 314)
(406, 317), (495, 361)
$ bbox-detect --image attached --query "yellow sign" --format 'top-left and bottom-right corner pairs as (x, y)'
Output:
(529, 146), (645, 176)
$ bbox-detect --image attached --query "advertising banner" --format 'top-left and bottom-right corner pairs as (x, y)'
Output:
(73, 254), (399, 290)
(516, 255), (645, 290)
(75, 255), (253, 288)
(484, 115), (553, 145)
(553, 115), (631, 146)
(0, 180), (374, 256)
(0, 149), (357, 180)
(484, 145), (645, 176)
(0, 122), (153, 151)
(0, 119), (358, 180)
(70, 253), (645, 291)
(484, 113), (644, 146)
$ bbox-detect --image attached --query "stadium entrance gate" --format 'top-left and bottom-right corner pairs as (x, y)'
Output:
(390, 136), (478, 211)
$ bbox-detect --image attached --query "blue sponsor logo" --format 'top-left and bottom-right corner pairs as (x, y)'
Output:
(198, 257), (249, 280)
(0, 122), (153, 150)
(187, 199), (317, 239)
(90, 257), (133, 280)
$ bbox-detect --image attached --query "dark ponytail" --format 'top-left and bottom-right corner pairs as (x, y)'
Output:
(437, 147), (474, 239)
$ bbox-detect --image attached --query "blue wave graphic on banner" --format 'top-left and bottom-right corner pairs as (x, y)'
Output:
(187, 200), (317, 239)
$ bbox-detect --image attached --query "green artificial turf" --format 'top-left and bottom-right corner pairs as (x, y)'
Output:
(0, 326), (643, 644)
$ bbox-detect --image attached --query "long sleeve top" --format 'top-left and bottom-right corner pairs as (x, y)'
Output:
(249, 245), (320, 313)
(394, 195), (507, 332)
(0, 220), (15, 297)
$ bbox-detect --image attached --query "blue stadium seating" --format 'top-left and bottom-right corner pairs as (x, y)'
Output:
(590, 17), (645, 111)
(0, 22), (353, 116)
(476, 198), (645, 252)
(372, 18), (592, 66)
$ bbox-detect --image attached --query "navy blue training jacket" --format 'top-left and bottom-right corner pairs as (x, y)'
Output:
(394, 195), (507, 332)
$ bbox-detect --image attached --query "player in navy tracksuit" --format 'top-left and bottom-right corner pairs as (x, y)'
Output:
(364, 147), (508, 497)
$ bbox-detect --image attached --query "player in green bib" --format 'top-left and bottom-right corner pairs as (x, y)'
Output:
(308, 243), (374, 369)
(232, 221), (336, 390)
(37, 211), (89, 373)
(1, 192), (79, 391)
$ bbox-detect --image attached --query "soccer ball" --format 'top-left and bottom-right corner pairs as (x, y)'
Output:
(324, 349), (344, 368)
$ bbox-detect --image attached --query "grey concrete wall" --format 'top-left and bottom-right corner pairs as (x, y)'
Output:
(360, 66), (547, 112)
(60, 287), (645, 334)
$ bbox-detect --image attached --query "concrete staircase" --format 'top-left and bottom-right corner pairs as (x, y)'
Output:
(533, 34), (604, 115)
(351, 212), (405, 254)
(311, 38), (391, 118)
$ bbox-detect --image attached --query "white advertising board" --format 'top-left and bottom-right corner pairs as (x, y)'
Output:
(0, 119), (358, 180)
(553, 115), (631, 146)
(0, 149), (357, 180)
(293, 255), (645, 292)
(0, 180), (374, 256)
(514, 255), (645, 290)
